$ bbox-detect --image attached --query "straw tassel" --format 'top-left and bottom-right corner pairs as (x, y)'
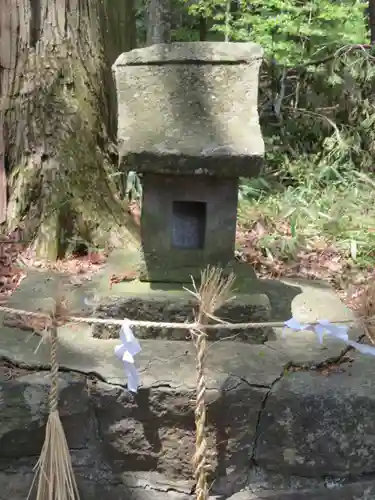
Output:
(27, 298), (80, 500)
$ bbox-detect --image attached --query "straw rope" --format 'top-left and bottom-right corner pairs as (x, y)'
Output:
(189, 267), (236, 500)
(0, 304), (363, 331)
(27, 298), (81, 500)
(192, 328), (208, 500)
(49, 316), (58, 413)
(191, 293), (208, 500)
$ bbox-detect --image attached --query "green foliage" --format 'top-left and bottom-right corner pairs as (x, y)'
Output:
(239, 169), (375, 269)
(181, 0), (374, 187)
(177, 0), (375, 270)
(183, 0), (367, 64)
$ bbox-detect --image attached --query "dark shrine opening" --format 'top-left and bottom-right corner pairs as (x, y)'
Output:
(171, 200), (207, 250)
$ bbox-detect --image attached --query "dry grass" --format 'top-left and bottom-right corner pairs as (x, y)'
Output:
(27, 294), (80, 500)
(28, 411), (80, 500)
(186, 265), (236, 325)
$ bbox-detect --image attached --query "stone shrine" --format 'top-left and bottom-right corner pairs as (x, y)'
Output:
(1, 45), (371, 500)
(113, 41), (264, 282)
(92, 42), (270, 341)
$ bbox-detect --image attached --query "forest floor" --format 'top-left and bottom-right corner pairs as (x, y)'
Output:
(237, 172), (375, 308)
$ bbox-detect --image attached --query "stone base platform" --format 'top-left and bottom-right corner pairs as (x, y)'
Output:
(91, 280), (272, 342)
(1, 328), (375, 500)
(0, 268), (373, 499)
(89, 251), (274, 342)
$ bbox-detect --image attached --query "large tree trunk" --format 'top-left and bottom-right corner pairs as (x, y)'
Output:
(147, 0), (171, 44)
(0, 0), (139, 259)
(369, 0), (375, 44)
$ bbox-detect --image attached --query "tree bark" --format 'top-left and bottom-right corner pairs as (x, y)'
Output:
(0, 121), (6, 224)
(147, 0), (172, 44)
(0, 0), (139, 259)
(199, 16), (208, 41)
(369, 0), (375, 44)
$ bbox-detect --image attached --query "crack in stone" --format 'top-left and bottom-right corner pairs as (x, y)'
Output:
(1, 350), (196, 391)
(138, 351), (191, 374)
(127, 484), (191, 495)
(4, 351), (375, 497)
(263, 337), (359, 375)
(263, 329), (367, 374)
(0, 354), (110, 382)
(4, 354), (269, 393)
(322, 469), (375, 486)
(219, 373), (273, 392)
(284, 347), (354, 373)
(249, 370), (285, 466)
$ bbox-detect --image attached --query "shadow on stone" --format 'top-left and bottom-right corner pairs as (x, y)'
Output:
(88, 381), (196, 478)
(0, 461), (148, 500)
(88, 265), (304, 344)
(256, 279), (303, 321)
(133, 389), (163, 454)
(208, 375), (268, 497)
(0, 371), (94, 459)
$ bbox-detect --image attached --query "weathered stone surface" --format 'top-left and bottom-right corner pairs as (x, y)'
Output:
(0, 325), (289, 388)
(115, 42), (264, 64)
(91, 289), (271, 342)
(89, 377), (266, 480)
(0, 468), (194, 500)
(0, 275), (356, 389)
(113, 45), (263, 279)
(0, 271), (371, 500)
(0, 470), (137, 500)
(94, 243), (259, 284)
(228, 482), (375, 499)
(113, 42), (264, 177)
(235, 466), (375, 499)
(0, 372), (92, 458)
(255, 355), (375, 477)
(0, 369), (265, 496)
(1, 268), (95, 322)
(1, 469), (375, 500)
(1, 356), (375, 499)
(138, 258), (259, 284)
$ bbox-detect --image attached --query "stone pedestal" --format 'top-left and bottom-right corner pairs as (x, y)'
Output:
(91, 282), (272, 342)
(90, 250), (272, 342)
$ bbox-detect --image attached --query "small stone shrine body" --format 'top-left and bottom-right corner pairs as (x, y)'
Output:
(95, 42), (271, 341)
(113, 42), (264, 283)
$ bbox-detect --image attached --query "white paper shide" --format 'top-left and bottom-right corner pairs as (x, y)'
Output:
(283, 318), (375, 356)
(114, 319), (141, 393)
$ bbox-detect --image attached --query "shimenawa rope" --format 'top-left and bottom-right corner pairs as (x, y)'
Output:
(192, 327), (208, 500)
(0, 304), (362, 330)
